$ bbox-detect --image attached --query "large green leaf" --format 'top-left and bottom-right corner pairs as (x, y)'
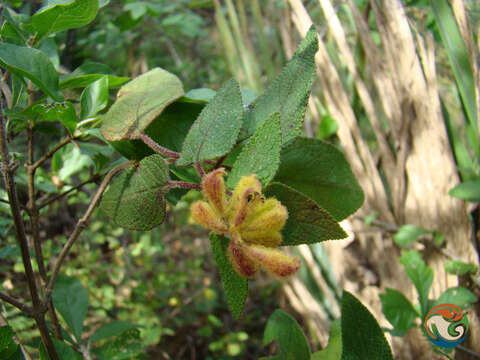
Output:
(228, 112), (281, 188)
(210, 233), (247, 319)
(80, 76), (109, 119)
(242, 25), (318, 144)
(399, 251), (433, 318)
(101, 68), (184, 141)
(431, 0), (478, 149)
(52, 275), (89, 342)
(380, 288), (419, 336)
(177, 79), (243, 166)
(0, 43), (63, 101)
(262, 309), (311, 360)
(29, 0), (99, 44)
(30, 101), (78, 134)
(100, 154), (170, 230)
(274, 137), (364, 221)
(311, 320), (342, 360)
(341, 291), (393, 360)
(265, 183), (346, 245)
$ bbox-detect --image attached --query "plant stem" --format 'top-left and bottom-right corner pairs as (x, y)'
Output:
(31, 136), (70, 171)
(168, 181), (202, 191)
(39, 174), (101, 209)
(0, 292), (32, 315)
(0, 104), (59, 360)
(45, 161), (132, 300)
(137, 134), (180, 159)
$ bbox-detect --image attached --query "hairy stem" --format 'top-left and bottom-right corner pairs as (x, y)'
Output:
(168, 181), (202, 190)
(138, 134), (180, 159)
(0, 104), (59, 360)
(45, 161), (132, 299)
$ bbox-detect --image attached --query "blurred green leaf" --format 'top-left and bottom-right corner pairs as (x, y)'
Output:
(39, 338), (82, 360)
(434, 287), (477, 308)
(311, 319), (341, 360)
(262, 309), (311, 360)
(444, 259), (478, 276)
(274, 137), (364, 221)
(123, 2), (148, 20)
(0, 43), (63, 101)
(101, 68), (184, 141)
(393, 225), (429, 248)
(80, 76), (109, 119)
(341, 291), (393, 360)
(100, 155), (169, 230)
(93, 329), (143, 360)
(177, 78), (243, 166)
(399, 250), (433, 317)
(317, 114), (338, 139)
(228, 112), (281, 188)
(52, 275), (89, 342)
(0, 326), (19, 360)
(29, 0), (99, 44)
(210, 234), (247, 319)
(60, 62), (129, 90)
(449, 180), (480, 201)
(90, 322), (140, 343)
(242, 25), (318, 145)
(54, 144), (94, 181)
(432, 0), (478, 149)
(265, 183), (346, 245)
(380, 288), (418, 336)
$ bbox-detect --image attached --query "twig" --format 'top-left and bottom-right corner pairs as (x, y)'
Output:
(194, 162), (205, 177)
(0, 99), (59, 360)
(39, 174), (101, 209)
(45, 161), (132, 299)
(457, 345), (480, 359)
(137, 133), (180, 159)
(30, 136), (70, 170)
(0, 292), (32, 315)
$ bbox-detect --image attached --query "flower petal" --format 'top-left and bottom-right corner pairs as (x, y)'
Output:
(241, 231), (283, 247)
(226, 174), (262, 227)
(190, 201), (228, 233)
(238, 198), (288, 235)
(241, 244), (300, 278)
(228, 235), (258, 278)
(202, 168), (227, 214)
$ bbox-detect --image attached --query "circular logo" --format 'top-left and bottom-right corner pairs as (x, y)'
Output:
(424, 304), (469, 348)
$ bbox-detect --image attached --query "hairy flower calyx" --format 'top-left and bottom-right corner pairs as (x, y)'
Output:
(191, 168), (300, 279)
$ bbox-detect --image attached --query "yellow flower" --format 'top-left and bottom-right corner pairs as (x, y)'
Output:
(191, 168), (300, 279)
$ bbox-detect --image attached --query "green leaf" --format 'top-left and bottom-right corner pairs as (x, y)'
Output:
(210, 233), (247, 319)
(90, 321), (140, 343)
(101, 68), (184, 141)
(274, 137), (364, 221)
(60, 62), (129, 90)
(341, 291), (393, 360)
(242, 25), (318, 144)
(431, 0), (478, 146)
(399, 250), (433, 317)
(93, 329), (142, 360)
(265, 183), (346, 245)
(434, 287), (477, 308)
(379, 288), (419, 336)
(444, 259), (478, 276)
(228, 112), (281, 188)
(80, 76), (109, 119)
(449, 180), (480, 201)
(40, 338), (82, 360)
(100, 155), (170, 230)
(184, 88), (216, 102)
(0, 326), (19, 360)
(311, 320), (342, 360)
(54, 144), (94, 181)
(52, 275), (89, 342)
(31, 102), (77, 134)
(177, 78), (243, 166)
(29, 0), (99, 44)
(0, 43), (63, 101)
(262, 309), (311, 360)
(393, 225), (429, 248)
(317, 114), (338, 140)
